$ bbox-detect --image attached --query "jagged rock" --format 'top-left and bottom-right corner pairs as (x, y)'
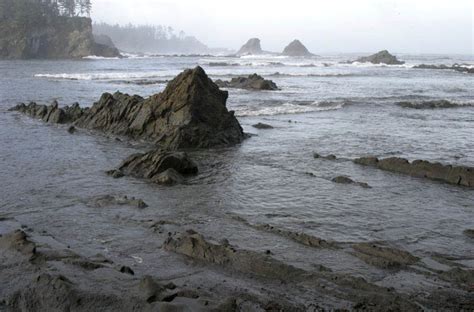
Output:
(354, 157), (474, 188)
(252, 123), (273, 129)
(281, 40), (314, 57)
(236, 38), (263, 56)
(11, 67), (246, 150)
(115, 150), (197, 185)
(331, 176), (371, 188)
(396, 100), (472, 109)
(352, 242), (419, 269)
(414, 64), (474, 74)
(353, 50), (404, 65)
(215, 74), (279, 91)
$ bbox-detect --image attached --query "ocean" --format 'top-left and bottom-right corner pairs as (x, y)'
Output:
(0, 53), (473, 309)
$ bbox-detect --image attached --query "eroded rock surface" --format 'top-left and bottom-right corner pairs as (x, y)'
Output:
(354, 156), (474, 188)
(215, 74), (279, 91)
(115, 150), (198, 185)
(11, 67), (246, 150)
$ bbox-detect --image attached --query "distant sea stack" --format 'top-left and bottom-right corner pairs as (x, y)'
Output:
(281, 40), (314, 57)
(353, 50), (404, 65)
(236, 38), (263, 56)
(0, 2), (120, 59)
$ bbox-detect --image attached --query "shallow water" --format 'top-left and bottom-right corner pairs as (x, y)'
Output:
(0, 54), (473, 307)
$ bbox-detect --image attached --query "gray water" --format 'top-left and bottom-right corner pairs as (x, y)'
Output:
(0, 54), (473, 300)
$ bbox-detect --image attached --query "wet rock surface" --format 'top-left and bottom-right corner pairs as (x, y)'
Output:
(11, 67), (246, 150)
(331, 176), (371, 188)
(281, 40), (314, 57)
(414, 63), (474, 74)
(352, 50), (404, 65)
(313, 153), (337, 160)
(252, 123), (273, 129)
(215, 74), (279, 91)
(396, 99), (472, 109)
(352, 242), (419, 269)
(354, 156), (474, 188)
(88, 195), (148, 208)
(115, 150), (198, 185)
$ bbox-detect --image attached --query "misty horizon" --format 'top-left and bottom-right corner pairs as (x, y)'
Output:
(91, 0), (473, 55)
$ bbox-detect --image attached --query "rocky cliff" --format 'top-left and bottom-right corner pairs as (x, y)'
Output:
(236, 38), (264, 56)
(0, 16), (120, 59)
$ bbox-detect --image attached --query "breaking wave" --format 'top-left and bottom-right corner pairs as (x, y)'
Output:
(234, 100), (350, 117)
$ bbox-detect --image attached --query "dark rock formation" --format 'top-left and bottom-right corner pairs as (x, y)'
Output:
(236, 38), (263, 56)
(352, 242), (419, 269)
(414, 64), (474, 74)
(215, 74), (279, 91)
(313, 153), (336, 160)
(252, 123), (273, 129)
(331, 176), (371, 188)
(0, 16), (120, 59)
(11, 67), (246, 150)
(115, 150), (198, 185)
(281, 40), (314, 57)
(464, 229), (474, 238)
(396, 100), (472, 109)
(9, 101), (87, 124)
(354, 157), (474, 188)
(353, 50), (404, 65)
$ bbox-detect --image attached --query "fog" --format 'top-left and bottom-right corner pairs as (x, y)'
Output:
(92, 0), (473, 54)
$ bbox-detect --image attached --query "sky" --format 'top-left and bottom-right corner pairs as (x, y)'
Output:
(92, 0), (473, 54)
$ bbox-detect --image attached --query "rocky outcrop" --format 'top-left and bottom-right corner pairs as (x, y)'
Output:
(354, 157), (474, 188)
(252, 123), (273, 129)
(9, 101), (87, 124)
(114, 150), (198, 185)
(236, 38), (263, 56)
(396, 100), (472, 109)
(352, 242), (419, 269)
(414, 64), (474, 74)
(11, 67), (246, 150)
(332, 176), (371, 188)
(353, 50), (404, 65)
(215, 74), (279, 91)
(281, 40), (314, 57)
(0, 16), (120, 59)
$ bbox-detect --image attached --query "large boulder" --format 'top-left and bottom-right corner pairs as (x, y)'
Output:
(353, 50), (404, 65)
(12, 67), (246, 150)
(236, 38), (263, 56)
(354, 157), (474, 188)
(116, 150), (198, 185)
(281, 40), (314, 57)
(215, 74), (279, 91)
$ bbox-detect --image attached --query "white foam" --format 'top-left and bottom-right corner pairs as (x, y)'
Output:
(235, 101), (345, 117)
(34, 71), (176, 81)
(82, 55), (121, 60)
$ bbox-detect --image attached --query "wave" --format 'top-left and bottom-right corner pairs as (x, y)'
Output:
(34, 71), (176, 81)
(82, 55), (121, 60)
(234, 100), (349, 117)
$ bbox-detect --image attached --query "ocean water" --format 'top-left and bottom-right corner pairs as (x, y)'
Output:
(0, 54), (473, 300)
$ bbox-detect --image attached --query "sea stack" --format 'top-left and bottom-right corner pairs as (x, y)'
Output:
(236, 38), (263, 56)
(354, 50), (404, 65)
(281, 40), (314, 57)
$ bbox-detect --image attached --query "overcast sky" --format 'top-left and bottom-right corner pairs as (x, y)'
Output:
(92, 0), (473, 54)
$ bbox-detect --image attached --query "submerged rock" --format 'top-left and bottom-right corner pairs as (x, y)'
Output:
(89, 195), (148, 209)
(11, 67), (246, 150)
(313, 153), (337, 160)
(396, 100), (472, 109)
(352, 242), (419, 269)
(463, 229), (474, 238)
(281, 40), (314, 57)
(116, 150), (198, 185)
(215, 74), (279, 91)
(354, 157), (474, 188)
(252, 123), (273, 129)
(236, 38), (263, 55)
(353, 50), (404, 65)
(332, 176), (371, 188)
(414, 64), (474, 74)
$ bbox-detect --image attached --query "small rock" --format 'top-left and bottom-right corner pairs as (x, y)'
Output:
(105, 169), (124, 179)
(119, 266), (134, 275)
(67, 126), (76, 134)
(252, 123), (273, 129)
